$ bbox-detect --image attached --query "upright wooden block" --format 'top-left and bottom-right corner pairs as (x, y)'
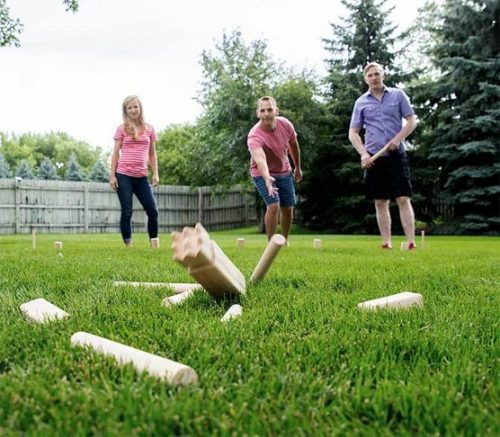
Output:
(358, 292), (423, 310)
(54, 241), (63, 250)
(20, 298), (69, 323)
(32, 229), (36, 249)
(71, 332), (198, 386)
(237, 238), (245, 248)
(421, 230), (425, 249)
(171, 223), (246, 298)
(313, 238), (322, 249)
(150, 238), (160, 249)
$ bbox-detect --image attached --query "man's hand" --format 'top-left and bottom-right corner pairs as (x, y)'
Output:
(294, 167), (303, 182)
(361, 152), (373, 169)
(266, 176), (278, 197)
(384, 136), (401, 151)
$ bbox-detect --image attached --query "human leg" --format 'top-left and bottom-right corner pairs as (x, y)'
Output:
(253, 176), (280, 240)
(279, 206), (293, 240)
(375, 199), (392, 247)
(396, 196), (415, 245)
(133, 177), (159, 239)
(274, 174), (296, 240)
(115, 173), (134, 245)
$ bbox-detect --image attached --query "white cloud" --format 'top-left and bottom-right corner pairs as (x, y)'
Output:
(1, 0), (424, 151)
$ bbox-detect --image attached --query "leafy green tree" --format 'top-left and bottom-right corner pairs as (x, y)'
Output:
(0, 0), (78, 47)
(89, 160), (109, 182)
(15, 159), (34, 179)
(0, 152), (11, 178)
(156, 123), (199, 185)
(195, 30), (276, 185)
(37, 157), (58, 180)
(412, 0), (500, 234)
(65, 153), (86, 181)
(300, 0), (412, 232)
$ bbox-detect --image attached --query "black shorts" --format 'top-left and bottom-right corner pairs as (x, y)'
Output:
(364, 152), (413, 200)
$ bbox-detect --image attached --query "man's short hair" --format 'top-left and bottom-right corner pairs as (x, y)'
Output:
(363, 62), (385, 76)
(257, 96), (277, 109)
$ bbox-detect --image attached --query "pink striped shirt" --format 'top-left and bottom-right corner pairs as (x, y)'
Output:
(114, 124), (157, 177)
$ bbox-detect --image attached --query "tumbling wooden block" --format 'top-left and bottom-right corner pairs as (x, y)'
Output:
(71, 331), (198, 386)
(161, 288), (197, 307)
(171, 223), (246, 298)
(250, 234), (287, 283)
(358, 292), (423, 310)
(151, 238), (160, 249)
(313, 238), (322, 249)
(237, 238), (245, 248)
(20, 298), (69, 323)
(113, 281), (201, 293)
(221, 304), (243, 322)
(54, 241), (63, 250)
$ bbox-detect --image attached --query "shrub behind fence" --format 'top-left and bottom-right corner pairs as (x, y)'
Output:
(0, 179), (256, 234)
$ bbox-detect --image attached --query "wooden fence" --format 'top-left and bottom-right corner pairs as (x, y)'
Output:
(0, 178), (256, 234)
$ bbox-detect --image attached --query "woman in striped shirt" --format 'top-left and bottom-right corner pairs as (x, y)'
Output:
(110, 95), (160, 247)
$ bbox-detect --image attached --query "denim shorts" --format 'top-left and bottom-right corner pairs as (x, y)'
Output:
(253, 173), (296, 207)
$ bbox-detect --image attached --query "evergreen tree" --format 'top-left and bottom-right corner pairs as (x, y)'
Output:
(413, 0), (500, 234)
(0, 152), (11, 178)
(37, 157), (58, 180)
(89, 160), (109, 182)
(65, 153), (85, 181)
(300, 0), (412, 232)
(15, 159), (34, 179)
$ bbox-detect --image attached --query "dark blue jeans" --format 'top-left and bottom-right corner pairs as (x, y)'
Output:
(115, 173), (158, 243)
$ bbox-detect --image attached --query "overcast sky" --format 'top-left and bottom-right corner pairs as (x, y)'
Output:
(1, 0), (425, 153)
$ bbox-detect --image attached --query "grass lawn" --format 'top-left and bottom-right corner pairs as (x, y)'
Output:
(0, 229), (498, 435)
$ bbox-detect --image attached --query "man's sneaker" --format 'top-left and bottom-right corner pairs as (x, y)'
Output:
(382, 243), (393, 249)
(408, 242), (416, 250)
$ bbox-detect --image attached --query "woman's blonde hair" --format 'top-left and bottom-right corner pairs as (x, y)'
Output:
(122, 95), (146, 139)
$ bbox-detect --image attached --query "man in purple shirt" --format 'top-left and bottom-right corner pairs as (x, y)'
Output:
(349, 62), (418, 249)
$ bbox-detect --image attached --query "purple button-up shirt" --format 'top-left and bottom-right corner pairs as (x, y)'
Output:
(350, 86), (414, 154)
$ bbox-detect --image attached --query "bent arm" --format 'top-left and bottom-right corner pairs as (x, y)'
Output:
(349, 127), (372, 168)
(288, 138), (302, 182)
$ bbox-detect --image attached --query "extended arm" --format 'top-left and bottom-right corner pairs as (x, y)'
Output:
(149, 140), (159, 186)
(109, 139), (121, 191)
(249, 147), (278, 197)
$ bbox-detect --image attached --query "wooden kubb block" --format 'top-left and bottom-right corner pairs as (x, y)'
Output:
(171, 223), (246, 298)
(358, 291), (423, 310)
(71, 331), (197, 386)
(20, 298), (69, 323)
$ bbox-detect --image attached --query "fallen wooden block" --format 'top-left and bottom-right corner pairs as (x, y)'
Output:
(221, 304), (243, 322)
(162, 288), (196, 307)
(171, 223), (246, 298)
(250, 234), (287, 283)
(71, 331), (197, 386)
(113, 281), (201, 293)
(20, 298), (69, 323)
(358, 291), (423, 310)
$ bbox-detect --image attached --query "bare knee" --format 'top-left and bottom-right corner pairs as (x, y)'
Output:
(374, 199), (389, 211)
(396, 196), (411, 208)
(267, 203), (280, 216)
(280, 206), (293, 218)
